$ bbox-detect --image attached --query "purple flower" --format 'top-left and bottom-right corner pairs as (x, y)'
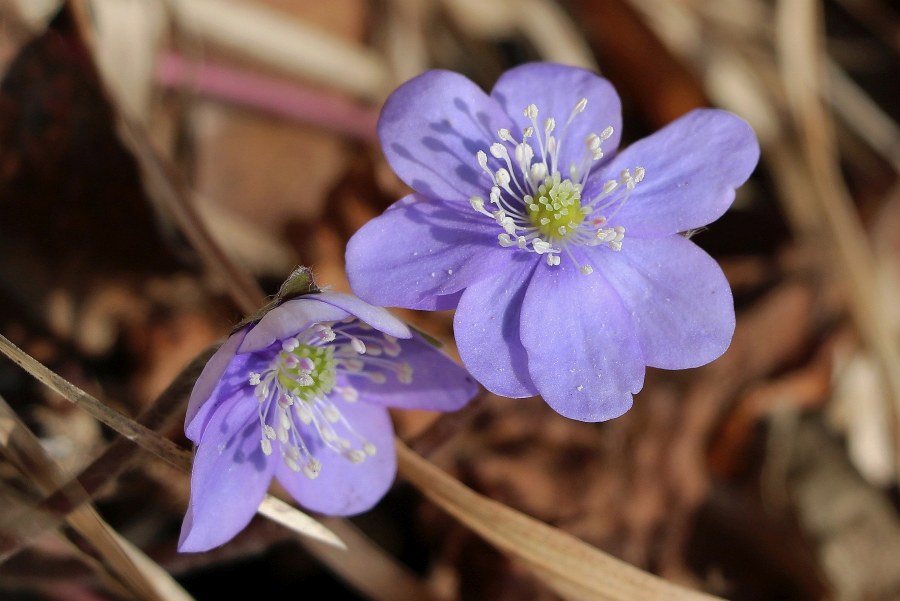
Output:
(346, 63), (759, 422)
(178, 291), (477, 552)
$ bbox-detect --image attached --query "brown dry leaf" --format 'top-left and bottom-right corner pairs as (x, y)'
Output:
(396, 439), (723, 601)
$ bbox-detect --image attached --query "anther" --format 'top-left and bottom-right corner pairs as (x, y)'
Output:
(303, 458), (321, 479)
(544, 117), (556, 134)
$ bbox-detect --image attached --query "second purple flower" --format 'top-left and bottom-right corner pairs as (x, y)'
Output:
(346, 62), (759, 422)
(179, 291), (477, 552)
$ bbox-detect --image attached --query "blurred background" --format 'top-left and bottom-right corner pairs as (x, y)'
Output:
(0, 0), (899, 599)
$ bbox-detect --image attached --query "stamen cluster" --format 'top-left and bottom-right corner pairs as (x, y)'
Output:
(248, 319), (411, 480)
(468, 99), (645, 275)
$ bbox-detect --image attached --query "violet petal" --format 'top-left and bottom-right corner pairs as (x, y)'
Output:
(454, 260), (538, 398)
(315, 291), (411, 338)
(339, 332), (478, 411)
(184, 328), (246, 441)
(600, 236), (735, 369)
(378, 70), (514, 201)
(597, 108), (759, 237)
(520, 259), (644, 421)
(178, 395), (275, 552)
(275, 401), (396, 516)
(346, 194), (512, 310)
(238, 298), (350, 353)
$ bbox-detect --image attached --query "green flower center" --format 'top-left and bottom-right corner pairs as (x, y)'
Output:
(277, 344), (336, 403)
(526, 174), (587, 241)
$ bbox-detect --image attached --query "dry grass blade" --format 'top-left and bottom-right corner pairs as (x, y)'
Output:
(0, 333), (345, 549)
(395, 440), (723, 601)
(0, 480), (69, 563)
(257, 497), (346, 551)
(0, 396), (194, 601)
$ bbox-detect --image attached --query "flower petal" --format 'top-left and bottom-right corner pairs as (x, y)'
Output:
(520, 260), (644, 421)
(178, 394), (275, 552)
(314, 291), (411, 339)
(600, 236), (734, 369)
(600, 108), (759, 237)
(347, 194), (514, 310)
(340, 332), (478, 411)
(275, 401), (396, 516)
(454, 260), (538, 398)
(378, 70), (514, 201)
(239, 298), (350, 353)
(184, 328), (246, 441)
(491, 63), (622, 176)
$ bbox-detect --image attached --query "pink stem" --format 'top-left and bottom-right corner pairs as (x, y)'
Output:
(155, 52), (379, 142)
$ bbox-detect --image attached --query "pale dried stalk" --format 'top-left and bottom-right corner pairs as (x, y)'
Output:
(775, 0), (900, 477)
(0, 333), (345, 549)
(396, 440), (723, 601)
(88, 0), (167, 122)
(826, 61), (900, 175)
(515, 0), (597, 69)
(167, 0), (391, 100)
(440, 0), (597, 69)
